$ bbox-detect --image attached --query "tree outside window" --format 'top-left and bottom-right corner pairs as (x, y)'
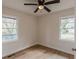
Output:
(2, 16), (17, 41)
(60, 16), (75, 41)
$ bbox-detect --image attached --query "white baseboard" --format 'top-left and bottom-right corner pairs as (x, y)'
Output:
(3, 43), (37, 57)
(38, 43), (74, 55)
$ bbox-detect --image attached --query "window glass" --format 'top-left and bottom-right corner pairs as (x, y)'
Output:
(60, 16), (75, 41)
(2, 16), (17, 41)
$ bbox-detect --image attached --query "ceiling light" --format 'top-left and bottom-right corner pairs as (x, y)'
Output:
(38, 5), (44, 9)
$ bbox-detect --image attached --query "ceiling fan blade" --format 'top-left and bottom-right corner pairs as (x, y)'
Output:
(34, 8), (39, 13)
(24, 3), (37, 5)
(44, 6), (51, 12)
(45, 0), (60, 5)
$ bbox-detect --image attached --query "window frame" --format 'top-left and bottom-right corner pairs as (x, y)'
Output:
(59, 16), (76, 42)
(2, 16), (18, 42)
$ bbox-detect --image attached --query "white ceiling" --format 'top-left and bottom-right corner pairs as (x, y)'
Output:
(2, 0), (75, 16)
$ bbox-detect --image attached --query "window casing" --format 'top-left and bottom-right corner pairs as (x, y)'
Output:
(2, 16), (17, 41)
(60, 16), (75, 41)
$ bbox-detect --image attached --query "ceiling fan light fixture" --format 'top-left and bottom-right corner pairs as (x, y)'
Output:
(24, 0), (60, 13)
(38, 5), (44, 9)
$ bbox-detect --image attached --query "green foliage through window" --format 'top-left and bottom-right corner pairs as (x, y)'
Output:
(2, 16), (17, 41)
(60, 16), (75, 41)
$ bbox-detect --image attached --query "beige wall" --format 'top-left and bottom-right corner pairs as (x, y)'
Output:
(38, 8), (76, 55)
(2, 7), (38, 57)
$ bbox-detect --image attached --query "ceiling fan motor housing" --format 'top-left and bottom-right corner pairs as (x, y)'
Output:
(38, 0), (44, 5)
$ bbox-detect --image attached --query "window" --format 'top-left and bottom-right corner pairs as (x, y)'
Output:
(60, 16), (75, 41)
(2, 16), (17, 41)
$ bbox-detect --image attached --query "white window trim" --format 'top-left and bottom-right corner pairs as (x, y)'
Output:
(2, 16), (18, 42)
(59, 16), (76, 42)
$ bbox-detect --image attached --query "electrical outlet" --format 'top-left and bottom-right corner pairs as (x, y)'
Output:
(72, 48), (76, 51)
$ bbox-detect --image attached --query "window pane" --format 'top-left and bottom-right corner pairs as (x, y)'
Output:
(2, 16), (17, 41)
(60, 16), (75, 41)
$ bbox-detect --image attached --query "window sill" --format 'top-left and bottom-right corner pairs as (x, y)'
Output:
(2, 39), (17, 43)
(59, 39), (75, 42)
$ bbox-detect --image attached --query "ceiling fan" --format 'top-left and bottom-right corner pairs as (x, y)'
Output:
(24, 0), (60, 13)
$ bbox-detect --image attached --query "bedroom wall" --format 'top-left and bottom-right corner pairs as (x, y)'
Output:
(2, 6), (76, 57)
(2, 6), (38, 57)
(38, 8), (76, 55)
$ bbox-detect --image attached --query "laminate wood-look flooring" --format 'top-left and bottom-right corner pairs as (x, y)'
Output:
(3, 45), (74, 59)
